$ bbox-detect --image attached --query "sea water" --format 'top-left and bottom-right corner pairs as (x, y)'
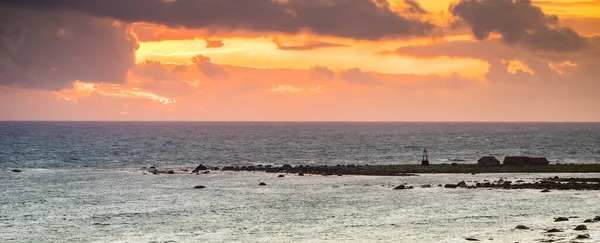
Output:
(1, 122), (599, 242)
(1, 169), (599, 242)
(1, 122), (599, 169)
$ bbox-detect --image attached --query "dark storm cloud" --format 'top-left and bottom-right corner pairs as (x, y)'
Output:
(0, 6), (137, 91)
(450, 0), (588, 52)
(1, 0), (436, 40)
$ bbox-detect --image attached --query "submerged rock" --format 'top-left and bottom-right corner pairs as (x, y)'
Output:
(574, 225), (587, 230)
(166, 170), (175, 174)
(393, 185), (406, 190)
(541, 189), (550, 193)
(465, 237), (480, 241)
(554, 217), (569, 222)
(278, 174), (285, 178)
(584, 219), (593, 223)
(11, 169), (22, 173)
(515, 225), (530, 230)
(546, 228), (562, 233)
(575, 234), (590, 239)
(258, 182), (267, 186)
(193, 185), (206, 189)
(421, 184), (432, 188)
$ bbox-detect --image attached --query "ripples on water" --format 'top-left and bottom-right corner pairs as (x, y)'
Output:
(0, 122), (599, 169)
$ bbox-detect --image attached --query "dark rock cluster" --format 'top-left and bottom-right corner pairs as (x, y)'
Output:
(443, 177), (600, 190)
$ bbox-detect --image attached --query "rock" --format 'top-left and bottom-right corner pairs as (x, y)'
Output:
(281, 164), (293, 170)
(421, 184), (432, 188)
(515, 225), (530, 230)
(574, 225), (587, 230)
(193, 185), (206, 189)
(258, 182), (267, 186)
(594, 215), (600, 221)
(584, 219), (593, 223)
(192, 164), (208, 173)
(444, 184), (458, 188)
(393, 185), (406, 190)
(554, 217), (569, 222)
(546, 228), (562, 233)
(166, 170), (175, 174)
(465, 237), (480, 241)
(457, 181), (467, 187)
(203, 171), (211, 174)
(11, 169), (22, 173)
(575, 234), (590, 239)
(406, 186), (414, 189)
(541, 189), (550, 193)
(438, 184), (443, 187)
(298, 173), (304, 176)
(278, 174), (284, 178)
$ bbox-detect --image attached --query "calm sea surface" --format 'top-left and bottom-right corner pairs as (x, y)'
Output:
(1, 122), (599, 169)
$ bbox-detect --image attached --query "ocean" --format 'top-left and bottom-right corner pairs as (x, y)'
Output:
(1, 122), (599, 242)
(1, 122), (599, 169)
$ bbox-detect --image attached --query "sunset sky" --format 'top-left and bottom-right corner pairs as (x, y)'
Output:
(1, 0), (599, 121)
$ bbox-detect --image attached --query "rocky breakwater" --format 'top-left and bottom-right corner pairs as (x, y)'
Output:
(258, 164), (418, 176)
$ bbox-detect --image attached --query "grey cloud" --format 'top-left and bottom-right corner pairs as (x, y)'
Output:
(404, 0), (427, 14)
(339, 68), (382, 86)
(191, 55), (229, 81)
(309, 66), (335, 80)
(394, 39), (520, 60)
(2, 0), (436, 40)
(272, 38), (348, 51)
(0, 6), (137, 91)
(450, 0), (587, 52)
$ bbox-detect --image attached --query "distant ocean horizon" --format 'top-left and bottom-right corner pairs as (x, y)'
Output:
(1, 121), (599, 169)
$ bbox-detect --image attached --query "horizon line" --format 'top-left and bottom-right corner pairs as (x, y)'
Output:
(1, 120), (599, 123)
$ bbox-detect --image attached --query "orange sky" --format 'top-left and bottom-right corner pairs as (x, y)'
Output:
(1, 0), (599, 121)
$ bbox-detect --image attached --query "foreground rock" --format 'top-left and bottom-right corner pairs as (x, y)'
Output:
(554, 217), (569, 222)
